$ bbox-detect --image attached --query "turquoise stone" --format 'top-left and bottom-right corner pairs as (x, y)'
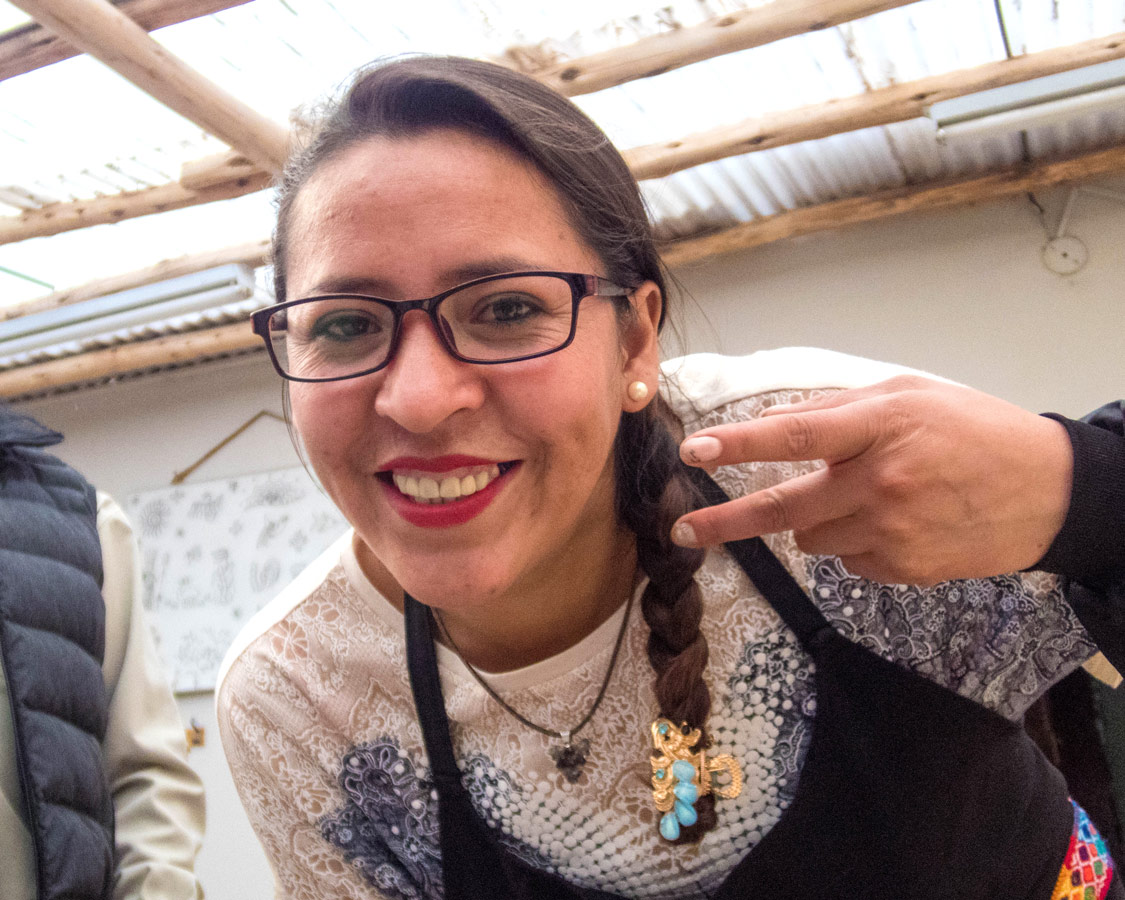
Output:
(659, 811), (681, 841)
(657, 722), (669, 735)
(654, 768), (666, 781)
(673, 781), (699, 804)
(671, 760), (696, 782)
(674, 800), (698, 827)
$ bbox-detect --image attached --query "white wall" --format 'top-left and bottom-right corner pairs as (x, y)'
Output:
(668, 184), (1124, 417)
(14, 184), (1124, 899)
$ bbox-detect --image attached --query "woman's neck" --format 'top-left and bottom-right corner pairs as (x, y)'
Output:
(355, 527), (639, 672)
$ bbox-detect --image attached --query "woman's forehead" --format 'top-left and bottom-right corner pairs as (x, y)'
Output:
(284, 132), (602, 294)
(297, 131), (551, 216)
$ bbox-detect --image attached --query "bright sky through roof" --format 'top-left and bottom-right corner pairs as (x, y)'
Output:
(1, 0), (1123, 309)
(0, 0), (758, 306)
(0, 2), (30, 31)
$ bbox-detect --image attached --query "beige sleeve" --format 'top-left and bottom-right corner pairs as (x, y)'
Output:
(97, 493), (206, 900)
(217, 649), (378, 899)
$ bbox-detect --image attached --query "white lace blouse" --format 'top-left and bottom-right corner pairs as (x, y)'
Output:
(217, 348), (1096, 900)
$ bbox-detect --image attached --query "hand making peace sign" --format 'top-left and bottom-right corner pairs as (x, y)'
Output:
(672, 375), (1074, 586)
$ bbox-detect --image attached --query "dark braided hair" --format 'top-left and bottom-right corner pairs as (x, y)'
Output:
(273, 56), (716, 842)
(616, 397), (715, 840)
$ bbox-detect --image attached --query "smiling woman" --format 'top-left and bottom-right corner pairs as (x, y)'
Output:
(215, 56), (1125, 900)
(280, 129), (655, 638)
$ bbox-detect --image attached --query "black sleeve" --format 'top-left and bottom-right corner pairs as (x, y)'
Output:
(1036, 404), (1125, 584)
(1035, 403), (1125, 670)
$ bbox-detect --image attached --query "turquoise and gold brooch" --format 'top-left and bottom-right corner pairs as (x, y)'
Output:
(650, 717), (742, 841)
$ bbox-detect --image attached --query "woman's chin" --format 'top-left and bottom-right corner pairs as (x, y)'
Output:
(397, 569), (512, 611)
(354, 517), (521, 601)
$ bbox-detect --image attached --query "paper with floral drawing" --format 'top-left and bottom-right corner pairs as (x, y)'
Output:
(124, 467), (349, 693)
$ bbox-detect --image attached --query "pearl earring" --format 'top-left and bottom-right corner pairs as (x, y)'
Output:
(627, 381), (650, 402)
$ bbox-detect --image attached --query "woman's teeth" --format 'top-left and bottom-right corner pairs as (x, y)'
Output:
(392, 465), (502, 504)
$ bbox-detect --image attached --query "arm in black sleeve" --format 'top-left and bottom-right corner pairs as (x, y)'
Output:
(1037, 403), (1125, 586)
(1035, 402), (1125, 669)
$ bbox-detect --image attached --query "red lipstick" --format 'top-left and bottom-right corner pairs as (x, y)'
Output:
(377, 457), (518, 528)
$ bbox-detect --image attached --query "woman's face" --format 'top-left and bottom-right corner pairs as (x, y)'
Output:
(284, 130), (660, 612)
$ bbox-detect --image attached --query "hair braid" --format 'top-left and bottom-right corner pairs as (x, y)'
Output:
(616, 396), (716, 841)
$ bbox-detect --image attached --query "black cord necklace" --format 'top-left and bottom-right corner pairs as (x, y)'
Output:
(432, 589), (634, 783)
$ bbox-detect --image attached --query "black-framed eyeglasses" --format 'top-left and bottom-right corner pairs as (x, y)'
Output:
(251, 271), (633, 383)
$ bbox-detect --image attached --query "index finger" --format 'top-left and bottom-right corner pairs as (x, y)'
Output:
(759, 375), (939, 418)
(680, 404), (882, 468)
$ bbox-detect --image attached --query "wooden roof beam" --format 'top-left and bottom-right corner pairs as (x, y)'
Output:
(0, 0), (252, 82)
(505, 0), (921, 96)
(9, 0), (290, 173)
(660, 142), (1125, 267)
(627, 30), (1125, 180)
(3, 139), (1124, 399)
(5, 28), (1124, 247)
(0, 319), (260, 399)
(0, 0), (922, 246)
(0, 165), (270, 244)
(0, 238), (270, 322)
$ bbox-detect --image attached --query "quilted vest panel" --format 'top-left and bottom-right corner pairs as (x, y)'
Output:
(0, 409), (114, 900)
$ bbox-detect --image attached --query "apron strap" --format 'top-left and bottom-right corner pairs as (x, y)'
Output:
(404, 592), (463, 787)
(404, 592), (625, 900)
(687, 467), (833, 651)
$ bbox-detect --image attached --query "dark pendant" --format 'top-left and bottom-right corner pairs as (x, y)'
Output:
(549, 737), (591, 782)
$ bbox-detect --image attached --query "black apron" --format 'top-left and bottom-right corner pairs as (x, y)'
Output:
(404, 472), (1118, 900)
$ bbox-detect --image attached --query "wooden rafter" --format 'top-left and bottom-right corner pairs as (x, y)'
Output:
(503, 0), (920, 96)
(0, 0), (919, 244)
(3, 138), (1123, 399)
(0, 167), (271, 244)
(0, 0), (252, 82)
(9, 0), (289, 173)
(626, 30), (1125, 180)
(5, 28), (1123, 247)
(0, 239), (270, 322)
(661, 142), (1125, 267)
(0, 320), (259, 398)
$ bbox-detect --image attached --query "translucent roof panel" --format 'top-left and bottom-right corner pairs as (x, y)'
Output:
(0, 3), (30, 30)
(0, 53), (234, 207)
(1000, 0), (1125, 54)
(1, 0), (1124, 309)
(0, 192), (275, 306)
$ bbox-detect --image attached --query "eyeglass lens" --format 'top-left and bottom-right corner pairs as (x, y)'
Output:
(267, 274), (578, 380)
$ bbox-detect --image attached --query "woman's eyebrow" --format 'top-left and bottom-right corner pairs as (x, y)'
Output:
(305, 257), (546, 297)
(305, 276), (394, 296)
(442, 257), (541, 283)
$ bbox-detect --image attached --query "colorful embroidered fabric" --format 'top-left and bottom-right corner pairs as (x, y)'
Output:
(1052, 801), (1115, 900)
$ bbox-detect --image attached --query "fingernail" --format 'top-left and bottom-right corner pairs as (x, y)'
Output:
(681, 436), (721, 464)
(671, 520), (697, 547)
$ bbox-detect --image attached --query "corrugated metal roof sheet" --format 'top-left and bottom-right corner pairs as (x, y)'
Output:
(1, 0), (1124, 309)
(0, 262), (264, 369)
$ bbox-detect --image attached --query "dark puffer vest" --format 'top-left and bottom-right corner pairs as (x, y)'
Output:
(0, 408), (114, 900)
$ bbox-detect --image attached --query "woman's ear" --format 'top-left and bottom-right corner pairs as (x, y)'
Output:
(621, 280), (663, 412)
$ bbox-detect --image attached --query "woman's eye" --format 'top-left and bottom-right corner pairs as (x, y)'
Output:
(478, 293), (543, 324)
(311, 311), (382, 341)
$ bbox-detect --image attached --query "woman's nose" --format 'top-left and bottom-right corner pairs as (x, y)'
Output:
(374, 311), (484, 432)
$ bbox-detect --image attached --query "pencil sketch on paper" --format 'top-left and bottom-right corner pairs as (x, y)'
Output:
(124, 467), (349, 692)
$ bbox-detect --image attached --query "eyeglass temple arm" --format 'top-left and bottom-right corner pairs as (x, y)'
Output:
(590, 276), (633, 298)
